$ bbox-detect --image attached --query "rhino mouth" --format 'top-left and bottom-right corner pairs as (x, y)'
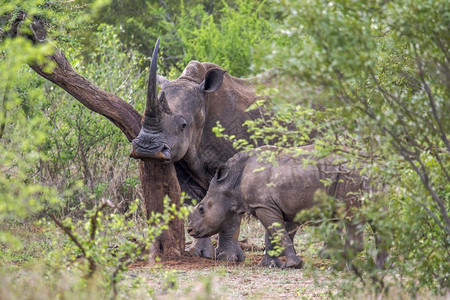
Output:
(129, 145), (171, 161)
(187, 228), (207, 239)
(186, 226), (197, 237)
(130, 133), (171, 161)
(187, 223), (217, 238)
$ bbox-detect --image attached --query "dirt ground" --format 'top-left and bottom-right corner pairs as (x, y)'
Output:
(129, 253), (270, 271)
(122, 218), (338, 299)
(126, 249), (335, 299)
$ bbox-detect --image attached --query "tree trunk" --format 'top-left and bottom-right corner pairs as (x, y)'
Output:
(6, 14), (185, 259)
(140, 161), (184, 259)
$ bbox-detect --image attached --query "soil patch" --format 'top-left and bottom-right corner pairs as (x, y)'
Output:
(128, 253), (287, 271)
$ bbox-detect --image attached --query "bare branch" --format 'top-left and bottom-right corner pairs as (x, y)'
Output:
(335, 70), (450, 235)
(90, 199), (114, 241)
(370, 72), (442, 140)
(414, 47), (450, 152)
(0, 85), (9, 139)
(5, 13), (143, 141)
(50, 214), (97, 277)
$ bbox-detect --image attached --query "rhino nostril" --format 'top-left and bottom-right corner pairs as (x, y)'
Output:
(161, 145), (171, 160)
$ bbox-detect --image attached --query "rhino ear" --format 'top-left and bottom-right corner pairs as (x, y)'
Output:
(157, 75), (169, 88)
(159, 91), (172, 115)
(200, 68), (226, 93)
(215, 164), (229, 182)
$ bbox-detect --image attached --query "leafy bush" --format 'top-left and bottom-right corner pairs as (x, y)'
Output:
(176, 0), (275, 77)
(37, 24), (147, 213)
(91, 0), (277, 77)
(45, 196), (189, 298)
(245, 0), (449, 295)
(0, 34), (59, 245)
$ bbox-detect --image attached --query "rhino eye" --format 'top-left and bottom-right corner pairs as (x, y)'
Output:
(199, 205), (204, 214)
(178, 116), (187, 131)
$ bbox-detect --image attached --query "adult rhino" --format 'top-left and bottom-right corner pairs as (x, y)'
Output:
(130, 40), (267, 261)
(187, 145), (388, 269)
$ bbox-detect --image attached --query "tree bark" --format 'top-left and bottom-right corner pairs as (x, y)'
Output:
(29, 48), (142, 142)
(6, 14), (185, 259)
(140, 161), (184, 259)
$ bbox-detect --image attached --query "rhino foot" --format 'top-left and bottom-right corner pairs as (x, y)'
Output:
(375, 249), (388, 270)
(258, 254), (282, 268)
(282, 256), (304, 269)
(187, 237), (214, 259)
(318, 246), (331, 259)
(216, 240), (246, 262)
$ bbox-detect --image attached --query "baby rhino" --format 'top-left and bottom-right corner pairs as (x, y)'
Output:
(187, 145), (375, 269)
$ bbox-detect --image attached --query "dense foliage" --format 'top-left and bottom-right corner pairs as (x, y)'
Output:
(92, 0), (274, 76)
(249, 0), (449, 294)
(0, 0), (448, 298)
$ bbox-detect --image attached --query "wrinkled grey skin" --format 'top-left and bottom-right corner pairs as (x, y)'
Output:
(130, 40), (262, 261)
(188, 145), (386, 269)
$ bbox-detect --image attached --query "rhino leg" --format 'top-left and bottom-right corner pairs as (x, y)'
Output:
(256, 209), (303, 269)
(216, 214), (246, 262)
(343, 222), (364, 260)
(187, 237), (214, 259)
(259, 221), (299, 267)
(258, 230), (283, 268)
(375, 236), (388, 269)
(281, 222), (303, 269)
(368, 221), (388, 269)
(318, 223), (365, 264)
(286, 222), (299, 245)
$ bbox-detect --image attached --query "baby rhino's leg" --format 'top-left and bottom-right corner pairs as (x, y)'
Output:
(258, 230), (283, 268)
(259, 222), (299, 267)
(216, 214), (246, 262)
(255, 208), (303, 269)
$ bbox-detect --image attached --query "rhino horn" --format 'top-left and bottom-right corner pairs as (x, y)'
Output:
(145, 39), (160, 118)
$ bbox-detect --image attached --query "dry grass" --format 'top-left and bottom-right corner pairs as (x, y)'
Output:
(128, 263), (334, 299)
(126, 217), (339, 299)
(1, 219), (446, 300)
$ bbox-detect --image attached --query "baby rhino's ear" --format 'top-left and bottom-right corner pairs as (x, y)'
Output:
(215, 165), (229, 182)
(230, 198), (244, 215)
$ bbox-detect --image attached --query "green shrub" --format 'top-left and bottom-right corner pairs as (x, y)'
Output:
(246, 0), (449, 295)
(0, 35), (59, 245)
(44, 196), (188, 298)
(177, 0), (275, 77)
(38, 24), (146, 213)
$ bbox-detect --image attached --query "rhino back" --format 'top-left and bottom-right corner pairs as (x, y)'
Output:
(240, 155), (324, 221)
(239, 148), (362, 222)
